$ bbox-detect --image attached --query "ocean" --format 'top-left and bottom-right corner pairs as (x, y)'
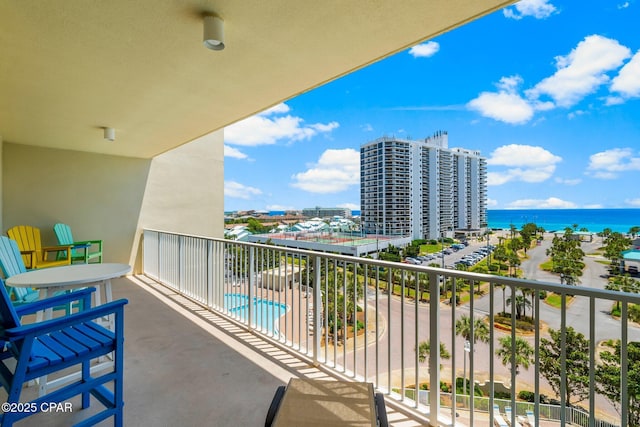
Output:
(268, 209), (640, 234)
(487, 209), (640, 233)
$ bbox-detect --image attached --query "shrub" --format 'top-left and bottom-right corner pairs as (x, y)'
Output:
(455, 377), (483, 396)
(494, 391), (511, 400)
(629, 304), (640, 323)
(518, 390), (535, 402)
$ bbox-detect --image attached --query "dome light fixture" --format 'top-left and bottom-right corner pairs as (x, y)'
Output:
(103, 127), (115, 142)
(203, 14), (225, 51)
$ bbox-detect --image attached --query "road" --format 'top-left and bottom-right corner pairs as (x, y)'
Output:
(328, 233), (635, 421)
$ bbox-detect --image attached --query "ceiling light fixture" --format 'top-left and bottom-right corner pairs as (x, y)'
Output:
(104, 127), (115, 142)
(203, 14), (225, 51)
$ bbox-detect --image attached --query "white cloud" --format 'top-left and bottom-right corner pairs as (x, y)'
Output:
(610, 50), (640, 99)
(262, 103), (291, 115)
(584, 204), (604, 209)
(488, 144), (562, 167)
(587, 147), (640, 178)
(487, 198), (499, 207)
(554, 177), (582, 185)
(337, 202), (360, 211)
(567, 110), (588, 119)
(225, 103), (339, 146)
(508, 197), (577, 209)
(408, 41), (440, 58)
(605, 96), (626, 106)
(361, 124), (374, 132)
(265, 204), (295, 211)
(291, 148), (360, 193)
(487, 144), (562, 185)
(618, 2), (630, 9)
(224, 145), (248, 159)
(527, 35), (631, 108)
(224, 181), (262, 199)
(503, 0), (558, 20)
(626, 198), (640, 207)
(467, 76), (535, 124)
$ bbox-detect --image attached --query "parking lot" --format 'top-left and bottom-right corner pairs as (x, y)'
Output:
(404, 238), (496, 268)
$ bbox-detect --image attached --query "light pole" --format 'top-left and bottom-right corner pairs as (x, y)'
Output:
(375, 222), (380, 258)
(441, 230), (445, 268)
(463, 340), (470, 397)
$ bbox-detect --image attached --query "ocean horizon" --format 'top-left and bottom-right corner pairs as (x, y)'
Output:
(266, 208), (640, 234)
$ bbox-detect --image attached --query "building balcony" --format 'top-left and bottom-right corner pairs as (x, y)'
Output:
(13, 230), (635, 426)
(66, 230), (633, 426)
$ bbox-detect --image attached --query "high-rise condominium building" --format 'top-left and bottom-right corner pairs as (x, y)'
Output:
(360, 132), (487, 240)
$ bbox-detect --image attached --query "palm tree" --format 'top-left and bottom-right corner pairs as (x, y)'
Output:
(630, 226), (640, 239)
(417, 339), (451, 372)
(497, 283), (507, 315)
(507, 290), (532, 319)
(455, 314), (490, 344)
(455, 315), (489, 396)
(496, 335), (534, 376)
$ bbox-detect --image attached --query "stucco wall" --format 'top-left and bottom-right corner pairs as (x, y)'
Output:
(2, 143), (151, 265)
(132, 130), (224, 272)
(2, 129), (224, 273)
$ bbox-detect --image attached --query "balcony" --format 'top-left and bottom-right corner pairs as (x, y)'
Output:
(12, 230), (635, 426)
(91, 230), (634, 427)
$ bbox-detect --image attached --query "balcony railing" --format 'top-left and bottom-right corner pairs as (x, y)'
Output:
(143, 229), (638, 427)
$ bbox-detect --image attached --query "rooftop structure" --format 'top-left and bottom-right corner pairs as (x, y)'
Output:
(302, 207), (352, 219)
(247, 230), (411, 256)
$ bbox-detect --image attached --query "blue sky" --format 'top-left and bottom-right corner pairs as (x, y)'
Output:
(224, 0), (640, 212)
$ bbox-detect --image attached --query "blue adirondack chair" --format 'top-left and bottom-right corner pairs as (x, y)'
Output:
(0, 283), (127, 426)
(0, 236), (39, 306)
(0, 236), (76, 314)
(54, 223), (103, 264)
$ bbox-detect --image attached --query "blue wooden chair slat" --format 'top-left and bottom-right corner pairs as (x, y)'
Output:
(62, 326), (103, 351)
(0, 283), (127, 426)
(49, 330), (93, 357)
(75, 323), (114, 345)
(37, 335), (77, 362)
(28, 340), (64, 370)
(54, 223), (103, 264)
(0, 236), (77, 313)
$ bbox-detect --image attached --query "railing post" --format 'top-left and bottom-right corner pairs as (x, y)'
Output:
(428, 271), (440, 426)
(178, 234), (184, 293)
(313, 256), (322, 366)
(207, 240), (213, 308)
(248, 246), (255, 330)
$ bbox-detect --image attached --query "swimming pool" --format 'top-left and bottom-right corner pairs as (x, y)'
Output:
(224, 294), (288, 335)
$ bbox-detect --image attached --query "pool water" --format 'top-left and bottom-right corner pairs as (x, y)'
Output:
(224, 294), (288, 334)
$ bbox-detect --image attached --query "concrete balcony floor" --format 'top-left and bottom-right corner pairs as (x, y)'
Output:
(8, 276), (439, 427)
(7, 275), (566, 427)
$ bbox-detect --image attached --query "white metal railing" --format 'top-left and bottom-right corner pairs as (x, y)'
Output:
(143, 229), (639, 427)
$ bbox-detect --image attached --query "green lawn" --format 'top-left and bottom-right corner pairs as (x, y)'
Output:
(545, 293), (574, 308)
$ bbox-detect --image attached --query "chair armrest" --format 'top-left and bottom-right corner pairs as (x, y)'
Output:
(73, 240), (102, 247)
(4, 298), (128, 339)
(14, 287), (96, 316)
(42, 245), (72, 262)
(42, 245), (73, 253)
(19, 250), (36, 269)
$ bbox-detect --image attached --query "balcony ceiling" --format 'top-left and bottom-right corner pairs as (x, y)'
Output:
(0, 1), (514, 159)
